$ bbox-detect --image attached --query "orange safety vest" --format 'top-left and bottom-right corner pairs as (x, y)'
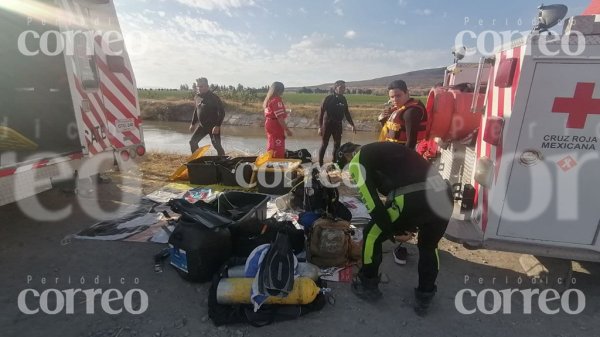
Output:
(381, 99), (428, 143)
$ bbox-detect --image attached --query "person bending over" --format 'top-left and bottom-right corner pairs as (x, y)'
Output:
(337, 141), (452, 316)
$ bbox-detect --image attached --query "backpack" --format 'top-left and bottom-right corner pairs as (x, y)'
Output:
(308, 217), (359, 267)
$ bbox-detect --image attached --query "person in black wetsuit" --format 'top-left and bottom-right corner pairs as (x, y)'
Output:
(336, 141), (453, 316)
(318, 80), (356, 166)
(189, 77), (226, 155)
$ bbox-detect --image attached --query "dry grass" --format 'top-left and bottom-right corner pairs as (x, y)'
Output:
(113, 151), (264, 194)
(113, 151), (187, 194)
(139, 151), (186, 179)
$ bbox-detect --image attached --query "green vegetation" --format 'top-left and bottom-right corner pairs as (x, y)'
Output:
(283, 93), (392, 105)
(139, 89), (194, 101)
(138, 89), (427, 122)
(139, 90), (425, 106)
(284, 93), (426, 110)
(140, 87), (261, 105)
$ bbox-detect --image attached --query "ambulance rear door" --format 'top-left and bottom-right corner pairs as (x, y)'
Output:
(497, 61), (600, 245)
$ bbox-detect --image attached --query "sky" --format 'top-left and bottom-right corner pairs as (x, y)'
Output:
(113, 0), (591, 89)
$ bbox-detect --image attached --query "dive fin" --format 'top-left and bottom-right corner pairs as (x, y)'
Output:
(257, 231), (295, 297)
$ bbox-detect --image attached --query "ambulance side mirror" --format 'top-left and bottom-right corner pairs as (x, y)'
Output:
(535, 4), (569, 32)
(452, 46), (466, 63)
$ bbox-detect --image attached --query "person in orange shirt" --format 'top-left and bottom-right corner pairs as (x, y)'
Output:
(263, 82), (293, 158)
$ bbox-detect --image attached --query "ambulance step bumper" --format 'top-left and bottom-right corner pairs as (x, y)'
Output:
(444, 217), (484, 249)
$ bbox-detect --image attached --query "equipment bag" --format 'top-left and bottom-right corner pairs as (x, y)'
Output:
(290, 168), (351, 222)
(228, 218), (305, 257)
(308, 217), (359, 267)
(285, 149), (312, 164)
(168, 216), (232, 283)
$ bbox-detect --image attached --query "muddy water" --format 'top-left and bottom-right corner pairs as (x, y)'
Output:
(143, 121), (380, 161)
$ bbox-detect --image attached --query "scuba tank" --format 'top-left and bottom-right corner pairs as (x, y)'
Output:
(216, 277), (321, 305)
(226, 262), (321, 281)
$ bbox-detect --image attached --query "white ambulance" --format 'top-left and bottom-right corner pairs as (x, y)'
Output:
(427, 2), (600, 263)
(0, 0), (145, 206)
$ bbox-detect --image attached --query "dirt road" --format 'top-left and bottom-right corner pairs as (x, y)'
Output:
(1, 163), (599, 337)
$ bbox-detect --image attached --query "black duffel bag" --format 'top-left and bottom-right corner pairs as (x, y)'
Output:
(228, 218), (305, 257)
(285, 149), (312, 164)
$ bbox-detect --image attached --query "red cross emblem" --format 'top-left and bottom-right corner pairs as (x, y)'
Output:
(557, 156), (577, 172)
(552, 82), (600, 129)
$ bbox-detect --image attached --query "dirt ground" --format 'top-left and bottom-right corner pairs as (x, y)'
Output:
(1, 155), (599, 337)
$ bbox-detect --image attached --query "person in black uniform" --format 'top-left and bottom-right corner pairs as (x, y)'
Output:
(189, 77), (226, 155)
(318, 80), (356, 166)
(336, 141), (453, 316)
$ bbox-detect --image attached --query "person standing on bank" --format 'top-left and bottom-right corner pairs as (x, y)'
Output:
(379, 79), (429, 265)
(379, 79), (427, 149)
(318, 80), (356, 167)
(263, 81), (292, 158)
(336, 141), (452, 316)
(189, 77), (226, 156)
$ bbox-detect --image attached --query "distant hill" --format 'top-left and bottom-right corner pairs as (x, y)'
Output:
(292, 67), (445, 95)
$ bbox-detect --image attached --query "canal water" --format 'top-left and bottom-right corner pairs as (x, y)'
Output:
(143, 121), (380, 160)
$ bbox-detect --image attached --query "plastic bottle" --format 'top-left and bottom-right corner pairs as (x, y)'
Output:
(274, 193), (293, 211)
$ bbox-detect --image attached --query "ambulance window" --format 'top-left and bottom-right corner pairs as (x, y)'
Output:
(74, 34), (99, 90)
(494, 58), (517, 88)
